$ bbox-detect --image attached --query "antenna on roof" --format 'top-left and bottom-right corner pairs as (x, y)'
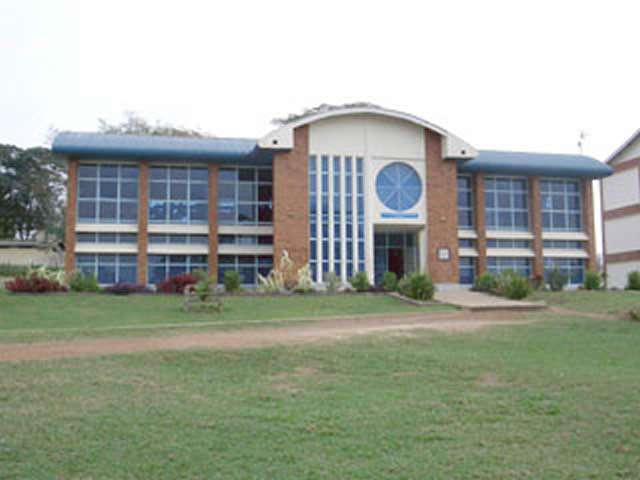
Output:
(578, 130), (589, 154)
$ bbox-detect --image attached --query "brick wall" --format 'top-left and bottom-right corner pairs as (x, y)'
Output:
(64, 159), (78, 275)
(425, 128), (459, 283)
(208, 164), (219, 279)
(473, 173), (487, 275)
(273, 126), (309, 270)
(529, 177), (544, 279)
(137, 161), (149, 284)
(583, 179), (597, 271)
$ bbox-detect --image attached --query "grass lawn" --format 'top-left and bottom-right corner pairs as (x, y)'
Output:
(1, 313), (639, 478)
(532, 289), (640, 315)
(0, 290), (452, 342)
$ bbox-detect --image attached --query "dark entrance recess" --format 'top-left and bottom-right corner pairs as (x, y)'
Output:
(387, 248), (405, 278)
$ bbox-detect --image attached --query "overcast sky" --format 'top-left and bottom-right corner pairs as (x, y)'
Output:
(1, 0), (638, 160)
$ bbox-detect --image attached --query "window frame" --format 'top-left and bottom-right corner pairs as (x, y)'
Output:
(149, 165), (209, 225)
(540, 178), (582, 232)
(456, 175), (474, 229)
(484, 176), (530, 231)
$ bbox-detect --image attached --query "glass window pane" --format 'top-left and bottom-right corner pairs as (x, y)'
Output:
(170, 167), (188, 180)
(238, 205), (255, 223)
(121, 166), (139, 179)
(149, 201), (167, 221)
(151, 167), (167, 180)
(191, 183), (207, 200)
(78, 165), (97, 178)
(99, 202), (117, 221)
(79, 180), (97, 198)
(258, 169), (272, 182)
(100, 181), (118, 199)
(190, 168), (208, 182)
(239, 169), (254, 182)
(190, 203), (208, 222)
(78, 201), (96, 220)
(239, 184), (255, 202)
(120, 202), (137, 222)
(120, 182), (137, 199)
(170, 202), (188, 223)
(150, 182), (167, 200)
(170, 183), (187, 200)
(98, 265), (116, 284)
(219, 169), (236, 182)
(100, 165), (118, 178)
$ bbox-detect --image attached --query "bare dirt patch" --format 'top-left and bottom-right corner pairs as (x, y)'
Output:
(0, 310), (532, 362)
(476, 372), (503, 388)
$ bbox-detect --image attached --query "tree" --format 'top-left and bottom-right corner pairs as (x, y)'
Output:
(0, 145), (65, 240)
(97, 111), (209, 138)
(271, 102), (382, 125)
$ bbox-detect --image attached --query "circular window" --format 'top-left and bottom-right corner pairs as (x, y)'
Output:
(375, 162), (422, 211)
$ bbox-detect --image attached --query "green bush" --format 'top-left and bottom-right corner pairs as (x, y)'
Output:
(627, 271), (640, 291)
(583, 270), (602, 290)
(629, 309), (640, 322)
(495, 270), (532, 300)
(323, 272), (340, 293)
(474, 272), (497, 292)
(547, 268), (568, 292)
(349, 271), (370, 292)
(0, 264), (29, 277)
(69, 270), (100, 293)
(223, 270), (242, 293)
(381, 272), (398, 292)
(398, 273), (435, 301)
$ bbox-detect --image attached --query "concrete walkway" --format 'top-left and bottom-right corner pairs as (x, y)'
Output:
(435, 290), (546, 312)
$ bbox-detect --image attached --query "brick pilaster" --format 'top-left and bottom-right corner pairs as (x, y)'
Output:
(473, 173), (487, 275)
(137, 161), (149, 284)
(208, 164), (219, 279)
(529, 177), (544, 280)
(583, 179), (597, 271)
(425, 128), (459, 283)
(273, 126), (309, 270)
(64, 159), (78, 275)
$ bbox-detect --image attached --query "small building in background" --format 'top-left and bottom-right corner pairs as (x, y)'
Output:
(602, 130), (640, 288)
(0, 231), (63, 269)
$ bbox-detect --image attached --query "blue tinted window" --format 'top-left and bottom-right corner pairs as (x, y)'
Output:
(485, 176), (529, 231)
(77, 164), (139, 224)
(540, 179), (581, 232)
(376, 162), (422, 211)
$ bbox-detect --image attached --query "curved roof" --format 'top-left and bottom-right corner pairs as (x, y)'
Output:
(258, 105), (477, 159)
(52, 132), (267, 162)
(459, 150), (612, 178)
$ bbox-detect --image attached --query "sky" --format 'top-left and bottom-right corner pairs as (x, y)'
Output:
(1, 0), (638, 250)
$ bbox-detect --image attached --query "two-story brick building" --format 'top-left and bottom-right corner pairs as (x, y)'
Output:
(53, 105), (612, 288)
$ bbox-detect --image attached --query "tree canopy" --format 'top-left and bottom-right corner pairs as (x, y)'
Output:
(97, 111), (209, 138)
(271, 102), (382, 125)
(0, 145), (65, 240)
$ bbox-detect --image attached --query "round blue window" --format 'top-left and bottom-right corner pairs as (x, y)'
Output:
(376, 162), (422, 211)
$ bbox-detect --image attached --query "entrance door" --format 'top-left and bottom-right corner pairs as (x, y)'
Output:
(388, 248), (405, 278)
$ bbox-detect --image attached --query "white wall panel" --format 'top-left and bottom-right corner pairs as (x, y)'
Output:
(607, 261), (640, 289)
(605, 213), (640, 254)
(602, 168), (640, 211)
(612, 136), (640, 165)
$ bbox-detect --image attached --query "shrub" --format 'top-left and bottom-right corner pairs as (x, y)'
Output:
(0, 264), (29, 277)
(323, 271), (340, 293)
(398, 272), (436, 301)
(547, 268), (568, 292)
(68, 270), (100, 293)
(294, 264), (314, 293)
(349, 271), (370, 292)
(381, 272), (398, 292)
(629, 309), (640, 322)
(495, 270), (531, 300)
(224, 270), (242, 293)
(583, 270), (602, 290)
(627, 271), (640, 291)
(5, 274), (67, 293)
(104, 283), (150, 295)
(157, 273), (198, 294)
(474, 272), (497, 292)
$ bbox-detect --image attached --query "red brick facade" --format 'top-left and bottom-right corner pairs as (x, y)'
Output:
(136, 161), (149, 285)
(208, 164), (219, 278)
(273, 126), (310, 270)
(582, 179), (597, 271)
(473, 174), (487, 275)
(425, 128), (459, 283)
(64, 159), (78, 275)
(529, 177), (544, 279)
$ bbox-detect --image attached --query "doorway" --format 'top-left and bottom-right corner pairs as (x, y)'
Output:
(387, 248), (405, 278)
(374, 231), (419, 284)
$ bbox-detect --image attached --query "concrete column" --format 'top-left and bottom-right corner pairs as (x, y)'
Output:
(273, 126), (310, 272)
(529, 177), (544, 280)
(64, 159), (78, 275)
(473, 173), (487, 275)
(208, 164), (219, 279)
(137, 161), (149, 284)
(583, 179), (597, 271)
(425, 128), (459, 283)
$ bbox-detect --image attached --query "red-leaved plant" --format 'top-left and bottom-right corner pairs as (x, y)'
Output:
(5, 274), (67, 293)
(157, 274), (198, 294)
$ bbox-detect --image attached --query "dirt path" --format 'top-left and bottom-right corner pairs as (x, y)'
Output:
(0, 310), (531, 362)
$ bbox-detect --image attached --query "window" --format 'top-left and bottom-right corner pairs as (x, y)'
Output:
(321, 156), (329, 277)
(457, 175), (474, 229)
(543, 240), (584, 249)
(544, 258), (585, 285)
(217, 255), (273, 286)
(218, 235), (272, 245)
(76, 253), (137, 284)
(76, 232), (138, 244)
(356, 158), (365, 273)
(309, 155), (318, 281)
(541, 179), (582, 231)
(77, 164), (138, 224)
(373, 232), (418, 284)
(149, 234), (209, 245)
(488, 257), (532, 277)
(218, 167), (273, 225)
(375, 162), (422, 211)
(333, 156), (341, 276)
(458, 239), (476, 248)
(148, 255), (208, 284)
(485, 177), (529, 231)
(149, 166), (208, 224)
(487, 239), (531, 249)
(459, 257), (476, 285)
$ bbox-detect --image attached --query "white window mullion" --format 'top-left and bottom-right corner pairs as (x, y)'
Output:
(328, 156), (334, 273)
(315, 156), (322, 283)
(340, 157), (347, 283)
(352, 160), (359, 274)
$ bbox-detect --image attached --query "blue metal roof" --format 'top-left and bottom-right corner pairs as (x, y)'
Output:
(52, 132), (270, 163)
(458, 150), (612, 178)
